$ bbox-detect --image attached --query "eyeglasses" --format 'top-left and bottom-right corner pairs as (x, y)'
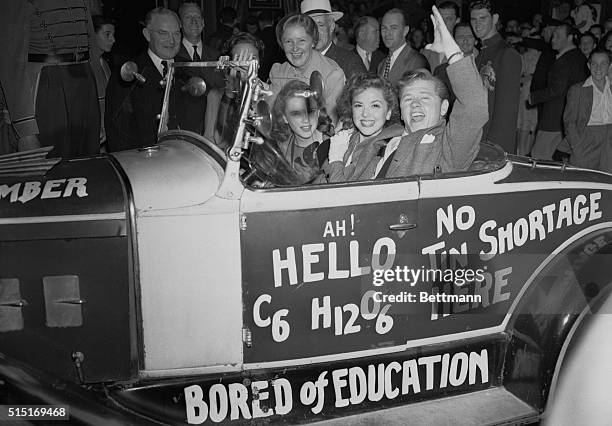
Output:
(152, 30), (181, 40)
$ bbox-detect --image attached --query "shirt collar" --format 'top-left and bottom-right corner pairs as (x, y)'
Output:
(481, 32), (502, 47)
(583, 75), (610, 90)
(182, 38), (201, 56)
(556, 45), (576, 59)
(356, 45), (368, 57)
(148, 49), (173, 75)
(320, 43), (332, 56)
(390, 43), (407, 61)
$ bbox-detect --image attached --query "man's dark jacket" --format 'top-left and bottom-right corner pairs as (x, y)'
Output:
(530, 48), (588, 132)
(105, 51), (166, 152)
(174, 42), (224, 135)
(325, 42), (367, 80)
(475, 33), (522, 153)
(366, 49), (386, 74)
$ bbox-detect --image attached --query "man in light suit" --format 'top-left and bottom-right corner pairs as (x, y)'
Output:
(565, 49), (612, 172)
(300, 0), (366, 81)
(354, 16), (386, 73)
(378, 8), (429, 87)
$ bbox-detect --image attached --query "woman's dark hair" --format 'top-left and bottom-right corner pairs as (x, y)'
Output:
(275, 13), (319, 48)
(222, 32), (265, 59)
(336, 73), (399, 131)
(270, 79), (332, 142)
(92, 15), (115, 33)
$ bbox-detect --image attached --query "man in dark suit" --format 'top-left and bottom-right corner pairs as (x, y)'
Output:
(518, 17), (560, 136)
(378, 8), (429, 87)
(300, 0), (366, 81)
(105, 7), (181, 152)
(529, 23), (588, 160)
(564, 49), (612, 172)
(354, 16), (385, 73)
(174, 2), (224, 136)
(471, 0), (522, 154)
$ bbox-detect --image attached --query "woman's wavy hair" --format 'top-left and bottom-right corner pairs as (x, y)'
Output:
(275, 13), (319, 48)
(336, 73), (400, 131)
(222, 32), (265, 59)
(270, 79), (333, 142)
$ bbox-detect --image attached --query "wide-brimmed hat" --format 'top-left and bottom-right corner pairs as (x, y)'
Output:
(300, 0), (343, 21)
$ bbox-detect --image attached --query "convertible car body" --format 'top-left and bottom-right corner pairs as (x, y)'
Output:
(0, 60), (611, 425)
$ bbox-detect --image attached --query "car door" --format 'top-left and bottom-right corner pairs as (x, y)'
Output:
(239, 178), (423, 366)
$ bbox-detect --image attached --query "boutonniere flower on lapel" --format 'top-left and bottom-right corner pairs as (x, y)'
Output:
(420, 134), (435, 144)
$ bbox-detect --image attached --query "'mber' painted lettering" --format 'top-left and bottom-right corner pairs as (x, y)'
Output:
(0, 178), (88, 204)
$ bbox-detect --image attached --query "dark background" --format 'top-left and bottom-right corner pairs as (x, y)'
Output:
(99, 0), (610, 57)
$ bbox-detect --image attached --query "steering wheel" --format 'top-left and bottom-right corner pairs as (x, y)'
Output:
(238, 101), (303, 187)
(240, 133), (303, 187)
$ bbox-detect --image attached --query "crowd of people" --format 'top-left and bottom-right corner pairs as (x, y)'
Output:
(1, 0), (611, 181)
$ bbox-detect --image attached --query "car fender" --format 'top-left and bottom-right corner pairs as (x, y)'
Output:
(504, 226), (612, 411)
(543, 283), (612, 425)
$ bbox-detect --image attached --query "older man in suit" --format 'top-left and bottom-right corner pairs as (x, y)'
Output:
(300, 0), (366, 81)
(105, 7), (181, 151)
(354, 16), (386, 73)
(565, 49), (612, 172)
(379, 8), (429, 87)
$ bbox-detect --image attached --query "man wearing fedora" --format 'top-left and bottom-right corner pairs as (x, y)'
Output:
(300, 0), (366, 81)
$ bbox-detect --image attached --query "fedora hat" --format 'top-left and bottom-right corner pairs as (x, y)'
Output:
(300, 0), (343, 21)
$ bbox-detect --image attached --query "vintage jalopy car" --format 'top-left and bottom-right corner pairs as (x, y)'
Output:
(0, 59), (611, 425)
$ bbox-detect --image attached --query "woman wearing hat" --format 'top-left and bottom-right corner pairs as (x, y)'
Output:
(268, 13), (345, 124)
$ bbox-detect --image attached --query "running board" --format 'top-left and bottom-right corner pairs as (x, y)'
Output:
(314, 387), (538, 426)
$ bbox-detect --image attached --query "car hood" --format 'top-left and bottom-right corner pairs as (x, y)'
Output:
(111, 137), (225, 212)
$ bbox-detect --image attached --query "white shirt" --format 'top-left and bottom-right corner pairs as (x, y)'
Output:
(320, 42), (332, 56)
(182, 38), (202, 60)
(356, 45), (371, 69)
(388, 43), (407, 70)
(584, 76), (612, 125)
(373, 132), (408, 178)
(148, 49), (174, 76)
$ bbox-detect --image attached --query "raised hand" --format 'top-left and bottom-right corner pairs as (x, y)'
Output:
(424, 6), (462, 61)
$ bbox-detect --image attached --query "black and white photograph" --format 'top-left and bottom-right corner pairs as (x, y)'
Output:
(0, 0), (612, 425)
